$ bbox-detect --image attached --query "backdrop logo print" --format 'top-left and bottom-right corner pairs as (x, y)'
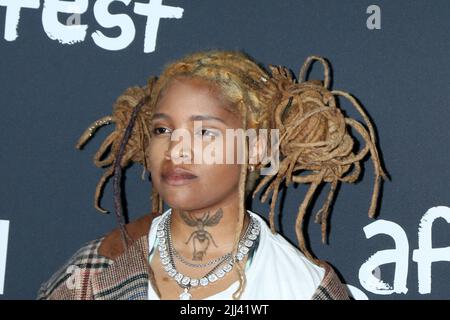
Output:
(167, 121), (280, 176)
(65, 265), (84, 290)
(358, 206), (450, 296)
(66, 3), (81, 26)
(366, 4), (381, 30)
(0, 220), (10, 295)
(0, 0), (184, 52)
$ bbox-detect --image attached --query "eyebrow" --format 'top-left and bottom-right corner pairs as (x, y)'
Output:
(151, 113), (227, 125)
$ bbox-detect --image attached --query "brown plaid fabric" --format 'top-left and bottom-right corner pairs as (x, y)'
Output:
(37, 237), (114, 300)
(311, 262), (351, 300)
(37, 229), (350, 300)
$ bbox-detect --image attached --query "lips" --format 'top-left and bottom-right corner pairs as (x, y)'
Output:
(161, 166), (198, 186)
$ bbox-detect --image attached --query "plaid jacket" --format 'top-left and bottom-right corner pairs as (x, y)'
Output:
(37, 213), (350, 300)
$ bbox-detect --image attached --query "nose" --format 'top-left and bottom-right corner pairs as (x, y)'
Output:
(164, 137), (192, 163)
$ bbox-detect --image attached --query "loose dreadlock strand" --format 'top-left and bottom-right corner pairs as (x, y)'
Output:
(76, 116), (115, 213)
(268, 177), (281, 234)
(314, 180), (338, 244)
(76, 115), (113, 150)
(299, 56), (330, 89)
(93, 132), (117, 167)
(295, 173), (325, 264)
(112, 96), (149, 250)
(159, 196), (164, 213)
(150, 187), (164, 215)
(232, 100), (248, 300)
(343, 117), (386, 218)
(151, 188), (159, 214)
(93, 166), (114, 213)
(138, 115), (154, 181)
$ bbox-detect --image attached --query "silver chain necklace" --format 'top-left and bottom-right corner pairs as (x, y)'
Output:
(155, 211), (261, 300)
(172, 248), (231, 268)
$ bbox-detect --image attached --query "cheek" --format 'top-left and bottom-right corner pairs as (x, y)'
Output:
(200, 164), (241, 192)
(147, 139), (165, 181)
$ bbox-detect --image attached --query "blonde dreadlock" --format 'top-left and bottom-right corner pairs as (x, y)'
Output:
(253, 56), (390, 265)
(76, 49), (388, 299)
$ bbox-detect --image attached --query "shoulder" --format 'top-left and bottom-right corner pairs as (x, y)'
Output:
(36, 237), (113, 300)
(37, 212), (160, 300)
(248, 211), (349, 299)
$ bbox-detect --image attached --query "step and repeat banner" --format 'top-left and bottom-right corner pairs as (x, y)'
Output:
(0, 0), (449, 299)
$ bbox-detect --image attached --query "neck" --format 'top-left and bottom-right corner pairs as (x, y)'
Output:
(169, 201), (250, 262)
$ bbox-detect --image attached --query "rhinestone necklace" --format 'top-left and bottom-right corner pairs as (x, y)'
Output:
(155, 211), (261, 300)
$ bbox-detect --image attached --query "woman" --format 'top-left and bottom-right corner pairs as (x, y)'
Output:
(37, 50), (388, 300)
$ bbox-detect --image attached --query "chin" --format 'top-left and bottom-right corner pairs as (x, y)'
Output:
(160, 191), (203, 211)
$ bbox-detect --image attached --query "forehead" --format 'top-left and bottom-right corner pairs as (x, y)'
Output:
(154, 77), (241, 124)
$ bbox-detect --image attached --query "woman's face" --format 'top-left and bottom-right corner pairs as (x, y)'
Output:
(148, 77), (244, 211)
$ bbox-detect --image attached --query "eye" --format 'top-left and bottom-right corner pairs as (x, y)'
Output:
(197, 129), (221, 137)
(152, 127), (171, 135)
